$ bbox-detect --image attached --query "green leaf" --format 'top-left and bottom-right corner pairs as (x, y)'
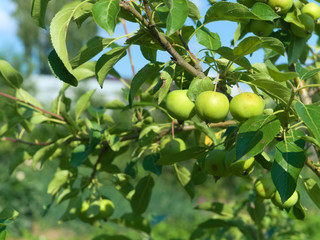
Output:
(70, 144), (90, 167)
(0, 60), (23, 89)
(234, 36), (285, 58)
(131, 175), (155, 216)
(236, 115), (281, 161)
(195, 202), (233, 217)
(142, 154), (162, 176)
(166, 0), (189, 36)
(215, 47), (252, 70)
(50, 1), (85, 83)
(158, 64), (175, 104)
(75, 90), (95, 121)
(265, 60), (298, 82)
(70, 37), (115, 68)
(198, 218), (255, 240)
(250, 2), (280, 21)
(271, 130), (306, 204)
(105, 99), (126, 109)
(9, 148), (30, 175)
(287, 35), (306, 65)
(48, 49), (77, 86)
(188, 1), (200, 20)
(303, 178), (320, 209)
(92, 0), (120, 36)
(112, 213), (151, 234)
(295, 101), (320, 144)
(126, 29), (163, 50)
(195, 22), (221, 50)
(32, 144), (59, 169)
(92, 234), (131, 240)
(140, 46), (157, 62)
(174, 164), (195, 199)
(0, 230), (6, 240)
(47, 170), (70, 195)
(58, 196), (81, 223)
(157, 147), (208, 165)
(187, 77), (214, 101)
(96, 47), (127, 88)
(31, 0), (49, 28)
(0, 207), (19, 224)
(129, 62), (164, 107)
(249, 79), (292, 105)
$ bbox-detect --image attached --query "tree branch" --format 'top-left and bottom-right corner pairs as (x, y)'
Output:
(120, 1), (205, 79)
(0, 91), (65, 121)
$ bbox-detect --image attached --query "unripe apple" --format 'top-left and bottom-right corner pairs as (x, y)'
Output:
(268, 0), (293, 14)
(160, 137), (186, 156)
(225, 148), (255, 177)
(301, 2), (320, 20)
(254, 173), (276, 198)
(250, 20), (274, 37)
(204, 149), (230, 177)
(272, 190), (298, 208)
(166, 90), (195, 120)
(79, 201), (95, 223)
(291, 14), (315, 38)
(215, 58), (236, 72)
(195, 91), (230, 123)
(92, 199), (114, 219)
(229, 92), (265, 121)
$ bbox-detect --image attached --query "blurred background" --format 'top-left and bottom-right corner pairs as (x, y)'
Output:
(1, 0), (320, 239)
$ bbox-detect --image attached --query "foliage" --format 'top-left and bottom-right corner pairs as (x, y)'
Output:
(1, 0), (320, 239)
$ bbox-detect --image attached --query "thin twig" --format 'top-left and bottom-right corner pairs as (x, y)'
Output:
(214, 73), (220, 92)
(121, 19), (136, 76)
(1, 137), (51, 146)
(120, 1), (205, 78)
(0, 92), (65, 121)
(176, 30), (202, 72)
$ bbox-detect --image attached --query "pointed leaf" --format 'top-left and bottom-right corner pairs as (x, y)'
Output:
(157, 147), (208, 165)
(131, 176), (155, 216)
(158, 64), (175, 104)
(31, 0), (49, 28)
(166, 0), (189, 36)
(303, 178), (320, 209)
(195, 22), (221, 50)
(0, 60), (23, 89)
(174, 164), (195, 199)
(92, 0), (120, 36)
(70, 37), (115, 68)
(187, 77), (214, 101)
(47, 170), (70, 195)
(236, 115), (281, 161)
(129, 62), (164, 107)
(96, 47), (127, 87)
(75, 90), (96, 120)
(271, 130), (306, 204)
(295, 101), (320, 144)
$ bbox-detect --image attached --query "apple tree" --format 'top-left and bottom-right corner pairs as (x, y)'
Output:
(1, 0), (320, 239)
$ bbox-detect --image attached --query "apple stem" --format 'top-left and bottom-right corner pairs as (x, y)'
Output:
(171, 120), (175, 139)
(214, 74), (220, 92)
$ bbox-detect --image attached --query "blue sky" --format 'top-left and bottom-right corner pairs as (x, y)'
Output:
(0, 0), (318, 80)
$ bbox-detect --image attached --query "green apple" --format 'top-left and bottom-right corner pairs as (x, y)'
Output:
(272, 190), (298, 208)
(302, 2), (320, 20)
(250, 20), (274, 37)
(291, 14), (315, 38)
(204, 149), (230, 177)
(268, 0), (293, 14)
(166, 90), (195, 120)
(229, 92), (265, 121)
(293, 0), (303, 9)
(160, 137), (186, 156)
(79, 201), (95, 223)
(93, 199), (114, 219)
(254, 173), (276, 199)
(195, 91), (230, 123)
(225, 148), (255, 177)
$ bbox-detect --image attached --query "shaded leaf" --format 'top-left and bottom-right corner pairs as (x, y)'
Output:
(271, 130), (306, 204)
(75, 90), (95, 120)
(0, 60), (23, 89)
(157, 147), (208, 165)
(174, 164), (195, 199)
(303, 178), (320, 209)
(47, 170), (70, 195)
(31, 0), (49, 28)
(131, 176), (155, 216)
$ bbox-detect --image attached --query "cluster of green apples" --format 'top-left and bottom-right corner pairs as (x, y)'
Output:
(254, 173), (299, 208)
(166, 89), (265, 123)
(238, 0), (320, 38)
(79, 198), (114, 224)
